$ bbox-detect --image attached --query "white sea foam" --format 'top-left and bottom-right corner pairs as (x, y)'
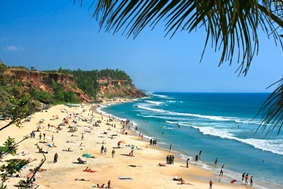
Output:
(145, 100), (164, 106)
(195, 126), (283, 155)
(137, 105), (240, 122)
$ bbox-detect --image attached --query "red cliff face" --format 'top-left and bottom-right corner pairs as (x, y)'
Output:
(4, 69), (91, 102)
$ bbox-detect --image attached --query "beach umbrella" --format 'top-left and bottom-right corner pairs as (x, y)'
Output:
(82, 153), (93, 158)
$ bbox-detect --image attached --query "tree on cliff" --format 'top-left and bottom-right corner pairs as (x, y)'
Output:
(75, 0), (283, 134)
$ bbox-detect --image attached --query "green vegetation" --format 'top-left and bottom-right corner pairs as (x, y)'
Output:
(0, 61), (135, 104)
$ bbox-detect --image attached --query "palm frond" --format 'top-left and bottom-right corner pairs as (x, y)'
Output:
(256, 78), (283, 135)
(88, 0), (283, 76)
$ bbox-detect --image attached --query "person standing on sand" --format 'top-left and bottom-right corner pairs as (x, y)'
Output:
(169, 144), (172, 152)
(209, 180), (213, 189)
(104, 147), (107, 155)
(101, 145), (104, 154)
(107, 180), (111, 189)
(54, 153), (58, 163)
(186, 158), (190, 168)
(52, 135), (54, 142)
(81, 133), (84, 141)
(111, 148), (115, 158)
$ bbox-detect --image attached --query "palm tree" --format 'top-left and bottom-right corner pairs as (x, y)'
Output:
(77, 0), (283, 134)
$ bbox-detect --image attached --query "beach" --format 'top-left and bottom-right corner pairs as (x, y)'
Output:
(1, 100), (252, 189)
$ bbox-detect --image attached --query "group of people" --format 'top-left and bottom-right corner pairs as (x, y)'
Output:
(166, 155), (175, 164)
(149, 138), (157, 145)
(242, 173), (253, 186)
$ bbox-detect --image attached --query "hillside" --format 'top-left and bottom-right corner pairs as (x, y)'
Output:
(1, 68), (146, 104)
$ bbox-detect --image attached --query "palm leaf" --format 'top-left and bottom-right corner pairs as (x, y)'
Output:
(256, 78), (283, 135)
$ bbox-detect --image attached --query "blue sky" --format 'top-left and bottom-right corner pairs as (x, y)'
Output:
(1, 1), (282, 92)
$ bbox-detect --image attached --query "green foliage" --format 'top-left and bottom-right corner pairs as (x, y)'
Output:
(0, 60), (7, 73)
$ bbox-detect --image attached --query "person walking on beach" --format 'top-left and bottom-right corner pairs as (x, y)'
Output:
(54, 153), (58, 163)
(81, 133), (84, 141)
(52, 135), (54, 142)
(39, 133), (42, 140)
(169, 144), (172, 152)
(209, 180), (213, 189)
(111, 148), (115, 158)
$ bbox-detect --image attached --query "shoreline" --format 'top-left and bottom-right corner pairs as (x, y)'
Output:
(98, 98), (282, 189)
(0, 98), (255, 189)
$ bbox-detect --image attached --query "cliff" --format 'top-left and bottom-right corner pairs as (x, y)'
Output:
(3, 69), (145, 103)
(98, 79), (145, 98)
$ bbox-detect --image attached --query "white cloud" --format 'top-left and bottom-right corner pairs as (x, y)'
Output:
(3, 45), (18, 51)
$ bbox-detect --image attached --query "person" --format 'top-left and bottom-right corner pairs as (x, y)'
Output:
(81, 133), (84, 140)
(195, 154), (199, 161)
(75, 178), (89, 181)
(250, 176), (253, 186)
(169, 144), (172, 151)
(245, 173), (249, 185)
(100, 145), (104, 154)
(199, 150), (202, 157)
(39, 133), (42, 140)
(242, 173), (246, 182)
(219, 165), (224, 176)
(209, 180), (213, 189)
(104, 147), (107, 155)
(186, 158), (190, 168)
(214, 158), (218, 165)
(52, 135), (54, 142)
(107, 180), (111, 189)
(111, 148), (115, 158)
(54, 153), (58, 163)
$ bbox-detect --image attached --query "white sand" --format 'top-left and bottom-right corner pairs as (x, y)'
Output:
(1, 102), (250, 189)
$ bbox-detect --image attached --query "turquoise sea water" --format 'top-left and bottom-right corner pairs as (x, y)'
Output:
(100, 92), (283, 189)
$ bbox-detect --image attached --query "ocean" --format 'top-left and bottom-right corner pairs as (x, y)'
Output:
(99, 92), (283, 189)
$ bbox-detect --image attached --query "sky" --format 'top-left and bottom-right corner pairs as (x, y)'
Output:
(1, 1), (283, 93)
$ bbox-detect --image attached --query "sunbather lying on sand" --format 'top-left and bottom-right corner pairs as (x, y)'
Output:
(83, 167), (98, 173)
(129, 164), (142, 167)
(66, 140), (75, 143)
(158, 163), (166, 167)
(63, 148), (73, 152)
(71, 134), (78, 137)
(75, 178), (89, 181)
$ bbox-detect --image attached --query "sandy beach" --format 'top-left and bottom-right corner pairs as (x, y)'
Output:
(0, 100), (251, 189)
